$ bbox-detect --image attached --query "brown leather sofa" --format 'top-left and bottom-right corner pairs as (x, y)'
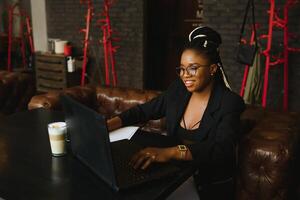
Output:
(28, 85), (300, 200)
(0, 70), (36, 115)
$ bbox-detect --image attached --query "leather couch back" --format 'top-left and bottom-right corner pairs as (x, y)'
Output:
(95, 87), (165, 132)
(29, 85), (166, 133)
(29, 85), (262, 134)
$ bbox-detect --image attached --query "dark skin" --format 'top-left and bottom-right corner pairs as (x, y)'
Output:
(107, 49), (217, 170)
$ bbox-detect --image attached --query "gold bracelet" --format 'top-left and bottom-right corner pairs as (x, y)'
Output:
(177, 145), (187, 159)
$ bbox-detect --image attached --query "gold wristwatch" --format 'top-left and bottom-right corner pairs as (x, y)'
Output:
(177, 145), (187, 159)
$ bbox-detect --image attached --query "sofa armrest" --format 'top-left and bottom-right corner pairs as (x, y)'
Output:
(28, 85), (96, 110)
(28, 90), (62, 110)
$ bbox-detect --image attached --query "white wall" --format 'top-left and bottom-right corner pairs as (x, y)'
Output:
(30, 0), (48, 51)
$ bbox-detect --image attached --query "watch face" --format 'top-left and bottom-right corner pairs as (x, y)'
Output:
(178, 145), (187, 151)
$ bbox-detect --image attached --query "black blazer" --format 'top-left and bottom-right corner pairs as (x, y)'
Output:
(119, 78), (245, 183)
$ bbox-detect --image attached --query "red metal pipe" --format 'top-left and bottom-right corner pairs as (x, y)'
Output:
(261, 0), (300, 110)
(6, 3), (34, 70)
(240, 27), (256, 97)
(26, 16), (35, 54)
(102, 25), (110, 85)
(262, 0), (275, 108)
(240, 65), (249, 97)
(19, 20), (26, 68)
(80, 1), (93, 86)
(105, 9), (117, 86)
(99, 0), (118, 86)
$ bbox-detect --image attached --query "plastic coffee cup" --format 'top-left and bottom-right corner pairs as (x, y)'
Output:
(47, 122), (67, 156)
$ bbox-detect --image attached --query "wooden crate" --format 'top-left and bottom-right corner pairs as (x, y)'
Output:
(35, 52), (80, 92)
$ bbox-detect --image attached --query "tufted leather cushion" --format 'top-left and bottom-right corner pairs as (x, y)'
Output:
(28, 85), (166, 133)
(0, 70), (35, 114)
(28, 85), (95, 110)
(236, 112), (300, 200)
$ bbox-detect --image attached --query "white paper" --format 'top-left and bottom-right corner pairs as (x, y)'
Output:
(109, 126), (139, 142)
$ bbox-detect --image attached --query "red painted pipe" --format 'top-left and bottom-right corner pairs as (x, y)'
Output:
(261, 0), (300, 111)
(105, 12), (117, 86)
(262, 0), (275, 108)
(6, 3), (34, 70)
(80, 1), (93, 86)
(99, 0), (119, 86)
(240, 27), (256, 97)
(26, 16), (35, 54)
(19, 20), (26, 68)
(102, 25), (110, 85)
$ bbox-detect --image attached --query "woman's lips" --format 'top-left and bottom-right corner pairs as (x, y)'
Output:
(184, 80), (195, 87)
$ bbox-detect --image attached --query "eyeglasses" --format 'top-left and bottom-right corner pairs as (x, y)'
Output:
(175, 64), (210, 76)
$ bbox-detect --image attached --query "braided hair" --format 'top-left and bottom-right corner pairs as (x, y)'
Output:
(184, 26), (231, 89)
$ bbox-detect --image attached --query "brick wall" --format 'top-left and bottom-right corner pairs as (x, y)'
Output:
(46, 0), (144, 88)
(46, 0), (300, 111)
(203, 0), (300, 111)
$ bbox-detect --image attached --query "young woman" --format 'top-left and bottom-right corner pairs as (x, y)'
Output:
(107, 26), (245, 199)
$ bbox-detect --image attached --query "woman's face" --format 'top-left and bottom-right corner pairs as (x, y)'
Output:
(179, 49), (217, 93)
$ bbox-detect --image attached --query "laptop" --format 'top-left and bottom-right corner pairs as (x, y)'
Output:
(60, 95), (180, 191)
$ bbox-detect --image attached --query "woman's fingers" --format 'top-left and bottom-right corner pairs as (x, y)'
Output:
(130, 148), (161, 169)
(141, 156), (153, 170)
(130, 151), (142, 165)
(130, 148), (148, 164)
(141, 155), (156, 170)
(133, 153), (149, 169)
(130, 149), (156, 169)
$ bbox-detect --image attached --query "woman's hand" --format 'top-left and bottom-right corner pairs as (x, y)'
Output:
(107, 116), (122, 131)
(130, 147), (176, 170)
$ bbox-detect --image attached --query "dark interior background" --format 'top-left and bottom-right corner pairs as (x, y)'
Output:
(0, 0), (299, 111)
(144, 0), (203, 90)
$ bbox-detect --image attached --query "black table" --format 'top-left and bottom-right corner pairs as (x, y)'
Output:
(0, 109), (195, 200)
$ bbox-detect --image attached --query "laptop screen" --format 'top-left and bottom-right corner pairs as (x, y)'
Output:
(61, 95), (117, 189)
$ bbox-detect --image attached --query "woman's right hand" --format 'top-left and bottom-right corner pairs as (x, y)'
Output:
(130, 147), (176, 170)
(106, 116), (122, 131)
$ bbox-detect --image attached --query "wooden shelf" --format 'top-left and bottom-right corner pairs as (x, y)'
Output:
(34, 52), (80, 92)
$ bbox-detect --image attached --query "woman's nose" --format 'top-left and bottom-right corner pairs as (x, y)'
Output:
(182, 69), (192, 77)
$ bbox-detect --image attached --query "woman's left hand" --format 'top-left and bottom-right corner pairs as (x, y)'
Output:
(130, 147), (176, 170)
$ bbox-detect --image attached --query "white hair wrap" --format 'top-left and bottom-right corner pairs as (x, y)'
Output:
(188, 26), (205, 42)
(219, 64), (231, 90)
(188, 26), (230, 89)
(192, 34), (207, 40)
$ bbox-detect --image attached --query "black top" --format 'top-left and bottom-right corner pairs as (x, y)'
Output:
(119, 78), (245, 184)
(176, 125), (199, 144)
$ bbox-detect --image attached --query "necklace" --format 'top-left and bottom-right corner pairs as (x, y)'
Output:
(182, 115), (201, 130)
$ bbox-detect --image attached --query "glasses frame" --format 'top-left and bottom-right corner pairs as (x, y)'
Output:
(175, 63), (211, 76)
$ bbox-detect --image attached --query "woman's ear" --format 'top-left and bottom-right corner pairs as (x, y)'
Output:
(210, 64), (218, 75)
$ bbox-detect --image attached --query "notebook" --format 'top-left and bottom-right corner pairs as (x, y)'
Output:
(60, 95), (180, 191)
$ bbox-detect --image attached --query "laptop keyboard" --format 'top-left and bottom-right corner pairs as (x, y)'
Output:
(112, 141), (153, 183)
(113, 152), (151, 182)
(111, 140), (179, 188)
